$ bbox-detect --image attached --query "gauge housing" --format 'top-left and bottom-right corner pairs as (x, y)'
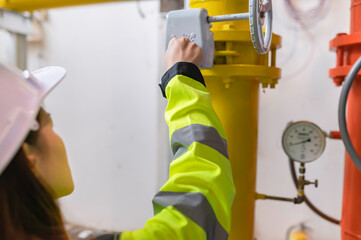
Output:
(282, 121), (326, 163)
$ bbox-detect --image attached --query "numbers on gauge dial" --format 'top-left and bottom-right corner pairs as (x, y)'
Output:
(282, 122), (326, 163)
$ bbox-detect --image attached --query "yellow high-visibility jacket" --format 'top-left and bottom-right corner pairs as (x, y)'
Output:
(98, 62), (236, 240)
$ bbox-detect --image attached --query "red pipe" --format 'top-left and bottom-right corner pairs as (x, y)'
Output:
(330, 1), (361, 239)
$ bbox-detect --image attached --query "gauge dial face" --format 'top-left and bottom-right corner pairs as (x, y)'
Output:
(282, 121), (326, 163)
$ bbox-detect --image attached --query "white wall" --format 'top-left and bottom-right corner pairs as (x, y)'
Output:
(255, 0), (349, 239)
(18, 0), (350, 238)
(27, 1), (170, 232)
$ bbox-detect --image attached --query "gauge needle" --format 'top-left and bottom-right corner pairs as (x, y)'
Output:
(291, 139), (311, 146)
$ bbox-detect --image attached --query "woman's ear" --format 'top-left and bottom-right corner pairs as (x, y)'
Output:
(22, 143), (38, 172)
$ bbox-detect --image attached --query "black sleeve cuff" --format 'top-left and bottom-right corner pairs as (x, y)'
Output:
(159, 62), (206, 98)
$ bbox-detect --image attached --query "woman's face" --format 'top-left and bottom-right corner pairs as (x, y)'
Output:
(24, 110), (74, 198)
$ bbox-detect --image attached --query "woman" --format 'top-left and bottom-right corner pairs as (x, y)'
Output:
(0, 38), (235, 240)
(0, 65), (73, 240)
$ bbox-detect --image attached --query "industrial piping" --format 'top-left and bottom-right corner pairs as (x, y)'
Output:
(189, 0), (282, 239)
(329, 0), (361, 239)
(0, 0), (282, 238)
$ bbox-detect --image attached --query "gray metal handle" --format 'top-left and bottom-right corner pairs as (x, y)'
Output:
(208, 13), (249, 22)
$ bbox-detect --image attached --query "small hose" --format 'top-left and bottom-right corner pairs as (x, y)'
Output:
(286, 57), (361, 224)
(338, 56), (361, 172)
(289, 158), (340, 225)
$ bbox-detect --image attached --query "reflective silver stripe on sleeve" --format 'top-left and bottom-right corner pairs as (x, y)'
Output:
(171, 124), (228, 160)
(153, 191), (228, 240)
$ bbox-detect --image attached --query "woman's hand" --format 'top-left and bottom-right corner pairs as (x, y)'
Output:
(165, 37), (205, 70)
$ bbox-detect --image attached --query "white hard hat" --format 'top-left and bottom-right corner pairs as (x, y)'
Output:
(0, 62), (66, 175)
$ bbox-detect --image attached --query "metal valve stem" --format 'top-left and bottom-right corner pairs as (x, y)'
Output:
(208, 13), (249, 23)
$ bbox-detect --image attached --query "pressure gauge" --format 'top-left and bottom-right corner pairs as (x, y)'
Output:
(282, 121), (326, 163)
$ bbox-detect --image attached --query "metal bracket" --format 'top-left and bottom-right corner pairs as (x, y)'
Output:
(0, 9), (32, 70)
(0, 9), (32, 35)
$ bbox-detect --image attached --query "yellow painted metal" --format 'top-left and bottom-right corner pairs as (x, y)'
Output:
(289, 231), (310, 240)
(0, 0), (130, 11)
(190, 0), (282, 239)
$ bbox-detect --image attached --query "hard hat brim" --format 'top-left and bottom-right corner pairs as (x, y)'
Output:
(0, 65), (66, 176)
(32, 66), (66, 100)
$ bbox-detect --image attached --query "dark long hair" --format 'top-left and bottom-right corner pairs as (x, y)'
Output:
(0, 109), (68, 240)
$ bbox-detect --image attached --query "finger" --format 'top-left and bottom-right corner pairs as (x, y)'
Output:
(168, 37), (178, 47)
(176, 37), (189, 48)
(189, 42), (200, 50)
(180, 37), (190, 42)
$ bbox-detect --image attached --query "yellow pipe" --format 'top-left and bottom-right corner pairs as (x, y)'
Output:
(0, 0), (131, 11)
(190, 0), (282, 239)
